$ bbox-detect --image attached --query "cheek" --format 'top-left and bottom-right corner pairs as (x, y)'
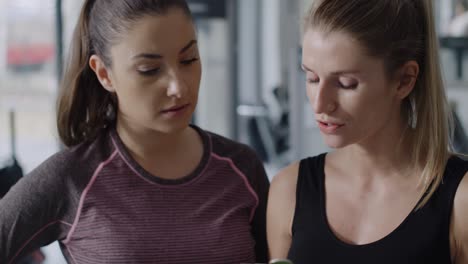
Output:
(337, 91), (372, 120)
(190, 65), (202, 87)
(350, 92), (392, 124)
(115, 80), (164, 110)
(185, 68), (202, 96)
(118, 84), (151, 103)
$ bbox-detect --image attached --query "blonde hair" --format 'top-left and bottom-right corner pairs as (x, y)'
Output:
(304, 0), (453, 209)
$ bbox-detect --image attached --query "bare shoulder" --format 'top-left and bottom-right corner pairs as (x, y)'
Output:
(453, 170), (468, 263)
(267, 161), (300, 258)
(454, 170), (468, 220)
(268, 161), (301, 228)
(270, 162), (300, 197)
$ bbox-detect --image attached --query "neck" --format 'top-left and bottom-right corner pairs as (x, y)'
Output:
(336, 116), (418, 181)
(116, 119), (192, 160)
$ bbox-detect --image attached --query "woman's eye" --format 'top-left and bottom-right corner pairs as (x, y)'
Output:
(307, 78), (319, 84)
(338, 77), (358, 89)
(137, 68), (161, 76)
(181, 58), (199, 65)
(339, 82), (358, 89)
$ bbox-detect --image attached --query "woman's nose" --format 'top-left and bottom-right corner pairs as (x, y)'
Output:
(166, 71), (188, 99)
(312, 83), (337, 114)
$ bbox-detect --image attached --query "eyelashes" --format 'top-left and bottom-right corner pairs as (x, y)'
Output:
(137, 57), (199, 77)
(339, 82), (358, 89)
(306, 78), (358, 89)
(180, 58), (199, 65)
(138, 68), (161, 76)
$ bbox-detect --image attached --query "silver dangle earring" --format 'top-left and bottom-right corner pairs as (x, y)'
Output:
(408, 95), (417, 129)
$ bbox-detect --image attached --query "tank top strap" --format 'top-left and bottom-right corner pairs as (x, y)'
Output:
(435, 155), (468, 226)
(292, 153), (327, 235)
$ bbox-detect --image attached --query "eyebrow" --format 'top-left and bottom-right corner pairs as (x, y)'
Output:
(132, 40), (198, 60)
(301, 64), (360, 75)
(180, 40), (197, 53)
(330, 70), (361, 75)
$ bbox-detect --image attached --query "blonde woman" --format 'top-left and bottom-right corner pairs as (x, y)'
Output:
(267, 0), (468, 263)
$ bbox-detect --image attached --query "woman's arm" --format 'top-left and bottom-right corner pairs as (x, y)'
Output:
(0, 157), (71, 263)
(267, 162), (299, 259)
(453, 171), (468, 264)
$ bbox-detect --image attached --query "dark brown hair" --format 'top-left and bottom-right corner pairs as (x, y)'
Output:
(304, 0), (452, 208)
(57, 0), (192, 147)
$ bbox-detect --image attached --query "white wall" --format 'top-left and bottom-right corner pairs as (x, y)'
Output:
(195, 19), (233, 138)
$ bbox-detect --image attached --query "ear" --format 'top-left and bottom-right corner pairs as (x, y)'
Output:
(394, 60), (419, 100)
(89, 55), (115, 92)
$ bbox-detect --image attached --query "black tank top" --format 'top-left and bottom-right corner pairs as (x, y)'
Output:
(288, 153), (468, 264)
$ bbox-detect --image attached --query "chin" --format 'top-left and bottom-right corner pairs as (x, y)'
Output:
(155, 118), (192, 134)
(322, 135), (350, 149)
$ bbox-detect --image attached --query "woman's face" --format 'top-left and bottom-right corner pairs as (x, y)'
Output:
(92, 8), (201, 134)
(301, 29), (409, 149)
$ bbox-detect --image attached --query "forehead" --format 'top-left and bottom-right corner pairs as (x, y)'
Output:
(113, 8), (196, 55)
(301, 29), (384, 74)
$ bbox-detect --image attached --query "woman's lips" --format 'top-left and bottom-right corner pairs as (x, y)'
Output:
(160, 104), (190, 118)
(317, 121), (344, 134)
